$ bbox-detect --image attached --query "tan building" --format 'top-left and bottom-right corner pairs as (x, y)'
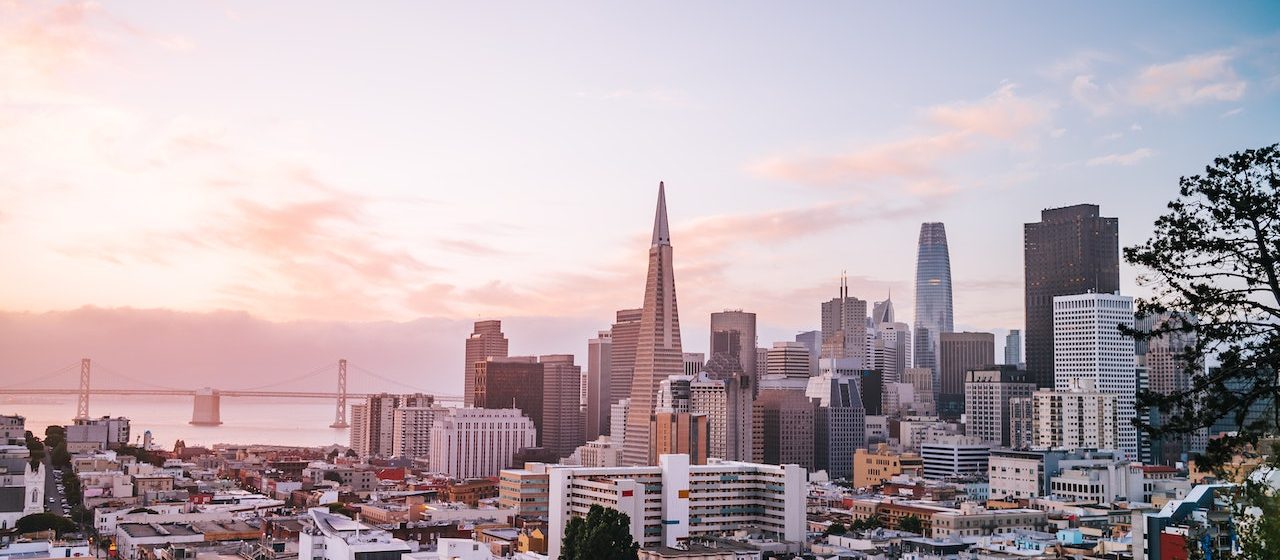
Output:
(853, 444), (923, 488)
(650, 412), (708, 465)
(846, 497), (1046, 538)
(540, 354), (585, 459)
(132, 475), (174, 496)
(499, 463), (551, 518)
(464, 320), (509, 407)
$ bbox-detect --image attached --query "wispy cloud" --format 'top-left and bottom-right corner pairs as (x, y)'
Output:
(1127, 52), (1247, 110)
(750, 84), (1054, 192)
(1086, 147), (1155, 167)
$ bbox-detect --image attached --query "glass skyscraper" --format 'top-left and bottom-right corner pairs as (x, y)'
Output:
(913, 222), (954, 403)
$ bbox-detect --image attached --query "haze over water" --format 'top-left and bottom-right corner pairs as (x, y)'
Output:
(4, 395), (351, 449)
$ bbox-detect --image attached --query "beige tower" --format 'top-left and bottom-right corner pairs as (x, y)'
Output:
(464, 320), (509, 406)
(622, 182), (684, 466)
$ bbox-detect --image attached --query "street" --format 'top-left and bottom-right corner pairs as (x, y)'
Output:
(41, 451), (68, 516)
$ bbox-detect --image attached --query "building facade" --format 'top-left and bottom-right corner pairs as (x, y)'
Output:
(938, 332), (995, 419)
(586, 330), (613, 441)
(963, 366), (1036, 447)
(428, 408), (537, 479)
(464, 320), (509, 407)
(1024, 204), (1120, 389)
(1053, 292), (1136, 457)
(913, 222), (954, 404)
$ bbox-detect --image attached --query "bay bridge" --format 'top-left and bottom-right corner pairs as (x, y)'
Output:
(0, 359), (463, 428)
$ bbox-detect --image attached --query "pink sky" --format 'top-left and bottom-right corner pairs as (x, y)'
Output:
(2, 2), (1276, 390)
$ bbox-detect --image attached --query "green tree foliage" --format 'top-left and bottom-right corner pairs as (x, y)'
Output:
(51, 442), (71, 468)
(897, 514), (923, 534)
(850, 517), (883, 531)
(16, 513), (77, 535)
(558, 504), (639, 560)
(1125, 144), (1280, 557)
(62, 467), (83, 506)
(824, 522), (847, 536)
(1125, 144), (1280, 469)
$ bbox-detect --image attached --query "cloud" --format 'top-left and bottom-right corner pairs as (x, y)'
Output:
(750, 84), (1053, 190)
(437, 238), (510, 257)
(1086, 147), (1155, 167)
(1127, 52), (1247, 110)
(1041, 50), (1114, 81)
(1070, 74), (1116, 115)
(1221, 107), (1244, 118)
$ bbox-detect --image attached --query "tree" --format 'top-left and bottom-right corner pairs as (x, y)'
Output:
(897, 514), (923, 534)
(16, 513), (77, 535)
(824, 522), (847, 536)
(1125, 144), (1280, 469)
(851, 517), (883, 531)
(51, 442), (71, 468)
(558, 504), (639, 560)
(1125, 144), (1280, 555)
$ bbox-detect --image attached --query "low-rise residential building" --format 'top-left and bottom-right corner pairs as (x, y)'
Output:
(846, 497), (1048, 538)
(853, 444), (923, 488)
(499, 462), (550, 518)
(298, 508), (412, 560)
(548, 454), (806, 558)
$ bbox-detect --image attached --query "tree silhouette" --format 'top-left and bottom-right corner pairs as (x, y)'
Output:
(897, 514), (923, 534)
(1124, 144), (1280, 469)
(559, 504), (639, 560)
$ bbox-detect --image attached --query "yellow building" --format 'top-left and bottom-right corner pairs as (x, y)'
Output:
(853, 444), (922, 488)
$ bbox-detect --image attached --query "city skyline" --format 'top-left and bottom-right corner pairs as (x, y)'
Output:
(2, 2), (1279, 392)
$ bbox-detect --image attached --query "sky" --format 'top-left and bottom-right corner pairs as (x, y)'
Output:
(1, 1), (1278, 393)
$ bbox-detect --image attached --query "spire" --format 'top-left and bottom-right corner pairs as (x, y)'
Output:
(652, 181), (671, 246)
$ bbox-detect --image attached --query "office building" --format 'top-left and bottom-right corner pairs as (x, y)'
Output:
(547, 454), (806, 558)
(821, 274), (867, 364)
(938, 332), (995, 419)
(1024, 204), (1120, 389)
(767, 341), (813, 378)
(963, 366), (1036, 447)
(710, 309), (758, 393)
(914, 222), (955, 403)
(1004, 329), (1022, 367)
(610, 308), (643, 413)
(809, 372), (866, 479)
(682, 353), (704, 376)
(1139, 313), (1202, 465)
(464, 320), (509, 407)
(391, 405), (447, 460)
(1029, 380), (1118, 451)
(903, 367), (937, 416)
(428, 408), (537, 479)
(350, 394), (424, 458)
(921, 436), (990, 480)
(540, 354), (585, 459)
(474, 357), (545, 446)
(1054, 292), (1137, 457)
(690, 362), (753, 461)
(498, 462), (551, 518)
(871, 320), (912, 383)
(757, 387), (816, 471)
(586, 330), (613, 441)
(853, 444), (923, 488)
(794, 330), (822, 375)
(650, 412), (709, 465)
(623, 183), (686, 466)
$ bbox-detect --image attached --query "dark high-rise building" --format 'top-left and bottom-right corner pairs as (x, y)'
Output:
(812, 374), (866, 480)
(938, 332), (995, 419)
(1024, 204), (1120, 388)
(710, 310), (757, 395)
(913, 223), (954, 403)
(464, 320), (509, 406)
(474, 357), (544, 445)
(758, 388), (816, 471)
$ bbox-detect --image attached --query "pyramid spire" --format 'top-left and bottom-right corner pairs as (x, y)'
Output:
(651, 181), (671, 247)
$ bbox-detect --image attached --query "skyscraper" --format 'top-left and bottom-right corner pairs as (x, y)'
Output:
(821, 274), (867, 364)
(710, 310), (758, 393)
(622, 183), (685, 466)
(913, 223), (954, 404)
(609, 309), (643, 411)
(1024, 204), (1120, 388)
(464, 320), (509, 407)
(1004, 329), (1022, 367)
(540, 354), (585, 459)
(938, 332), (995, 419)
(1053, 292), (1136, 457)
(766, 342), (813, 378)
(474, 357), (544, 445)
(963, 366), (1035, 447)
(585, 330), (613, 441)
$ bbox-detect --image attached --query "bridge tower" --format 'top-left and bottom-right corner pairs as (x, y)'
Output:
(75, 358), (91, 421)
(330, 359), (349, 428)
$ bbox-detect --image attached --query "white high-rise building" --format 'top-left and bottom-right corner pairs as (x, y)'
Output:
(690, 373), (753, 461)
(428, 408), (537, 479)
(1053, 293), (1136, 457)
(391, 406), (448, 460)
(547, 454), (806, 558)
